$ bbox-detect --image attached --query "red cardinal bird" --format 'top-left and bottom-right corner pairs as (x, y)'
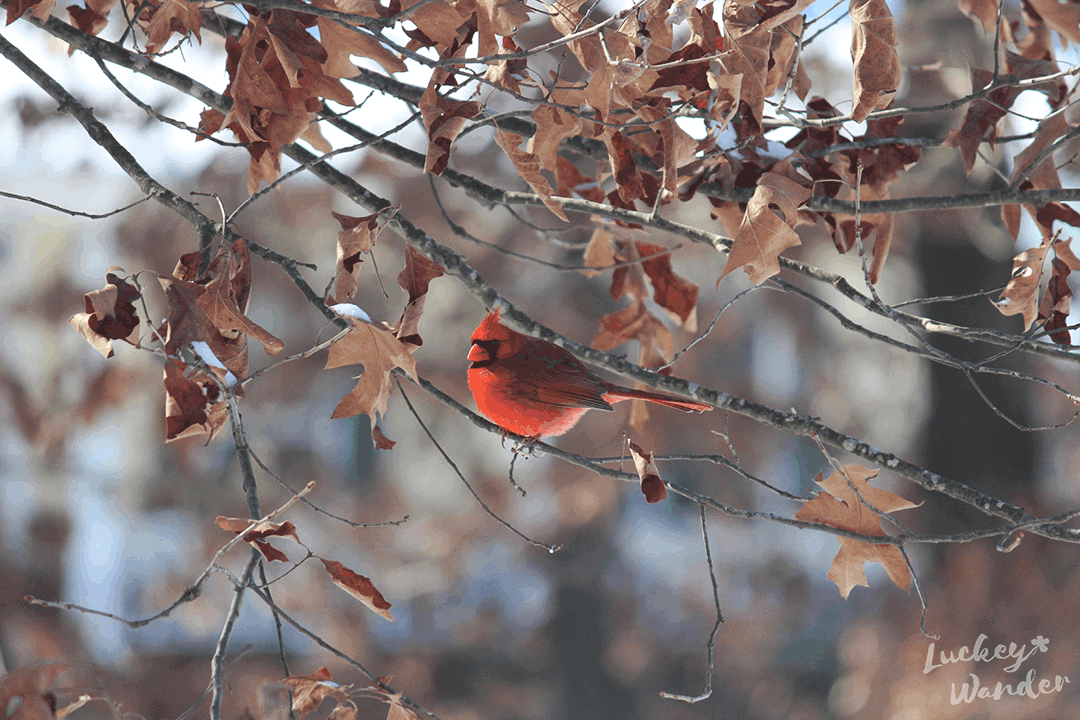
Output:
(467, 308), (712, 438)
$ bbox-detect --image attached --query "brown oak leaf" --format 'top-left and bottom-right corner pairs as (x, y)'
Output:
(314, 0), (407, 76)
(793, 464), (916, 598)
(325, 319), (418, 421)
(720, 161), (812, 285)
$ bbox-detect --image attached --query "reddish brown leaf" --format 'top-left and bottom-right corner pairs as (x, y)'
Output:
(321, 558), (394, 621)
(603, 129), (644, 203)
(325, 319), (418, 421)
(216, 516), (301, 562)
(68, 269), (141, 359)
(484, 36), (528, 94)
(371, 425), (396, 450)
(959, 0), (999, 32)
(283, 668), (350, 717)
(6, 0), (47, 25)
(637, 241), (699, 330)
(1038, 257), (1073, 345)
(628, 439), (667, 503)
(793, 464), (916, 598)
(529, 105), (584, 174)
(476, 0), (530, 57)
(395, 245), (445, 347)
(67, 3), (110, 36)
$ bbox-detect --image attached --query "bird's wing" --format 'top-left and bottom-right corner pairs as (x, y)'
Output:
(501, 349), (615, 411)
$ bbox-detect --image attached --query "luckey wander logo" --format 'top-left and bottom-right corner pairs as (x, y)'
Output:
(924, 634), (1070, 704)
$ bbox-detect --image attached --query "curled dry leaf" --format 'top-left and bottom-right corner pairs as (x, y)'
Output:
(628, 439), (667, 503)
(850, 0), (901, 122)
(371, 425), (396, 450)
(331, 210), (379, 302)
(603, 130), (644, 203)
(1038, 257), (1073, 346)
(325, 318), (419, 421)
(327, 704), (358, 720)
(420, 70), (482, 175)
(793, 464), (917, 598)
(216, 516), (301, 563)
(55, 695), (94, 720)
(395, 245), (445, 348)
(721, 161), (812, 285)
(69, 268), (141, 359)
(959, 0), (999, 33)
(637, 241), (699, 331)
(283, 668), (350, 717)
(321, 558), (394, 621)
(160, 240), (284, 382)
(992, 235), (1052, 330)
(163, 357), (227, 444)
(493, 128), (569, 221)
(720, 2), (771, 132)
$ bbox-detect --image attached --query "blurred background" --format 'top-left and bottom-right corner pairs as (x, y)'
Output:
(3, 0), (1080, 718)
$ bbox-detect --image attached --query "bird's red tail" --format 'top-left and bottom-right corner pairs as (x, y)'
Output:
(604, 387), (712, 413)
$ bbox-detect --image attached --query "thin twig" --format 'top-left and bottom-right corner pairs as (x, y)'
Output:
(0, 189), (155, 218)
(660, 504), (723, 703)
(394, 378), (560, 552)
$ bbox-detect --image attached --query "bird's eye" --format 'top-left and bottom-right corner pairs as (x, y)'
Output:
(468, 338), (500, 368)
